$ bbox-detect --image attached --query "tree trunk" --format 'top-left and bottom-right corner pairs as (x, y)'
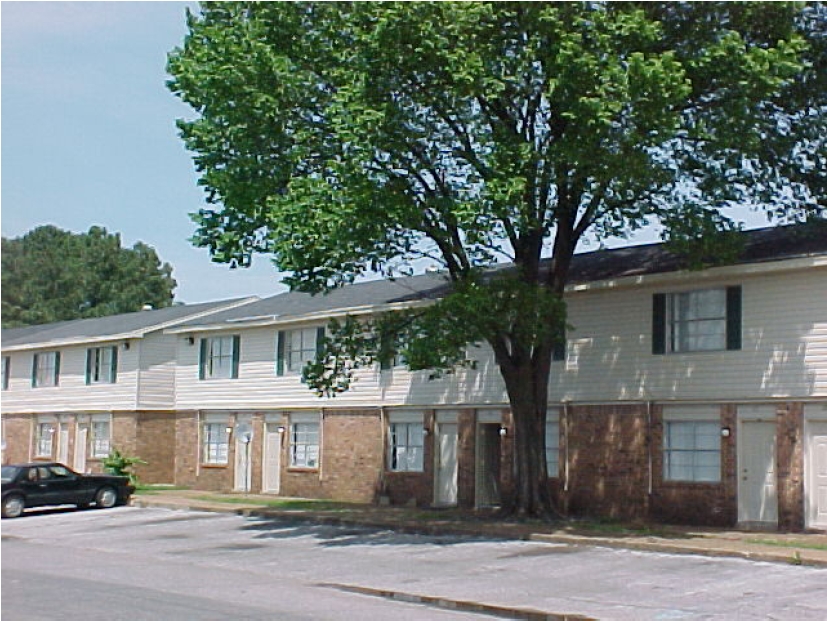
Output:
(497, 350), (559, 518)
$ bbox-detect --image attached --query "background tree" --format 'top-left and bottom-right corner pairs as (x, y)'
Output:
(2, 225), (176, 327)
(168, 2), (825, 516)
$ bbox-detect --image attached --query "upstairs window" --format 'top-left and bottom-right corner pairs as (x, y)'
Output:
(86, 346), (118, 384)
(653, 286), (741, 354)
(276, 327), (325, 375)
(32, 351), (60, 388)
(199, 336), (240, 380)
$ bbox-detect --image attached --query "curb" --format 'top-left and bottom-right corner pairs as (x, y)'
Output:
(323, 582), (595, 621)
(131, 497), (827, 568)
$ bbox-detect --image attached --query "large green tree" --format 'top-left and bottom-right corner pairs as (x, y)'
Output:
(168, 2), (825, 516)
(2, 225), (176, 327)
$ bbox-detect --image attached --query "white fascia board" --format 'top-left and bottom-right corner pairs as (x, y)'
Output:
(165, 299), (435, 334)
(1, 297), (260, 353)
(565, 256), (827, 294)
(164, 255), (826, 335)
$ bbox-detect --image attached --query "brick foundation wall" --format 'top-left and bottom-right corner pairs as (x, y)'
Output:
(562, 404), (650, 521)
(135, 412), (176, 484)
(650, 405), (737, 527)
(384, 411), (436, 507)
(174, 411), (199, 487)
(777, 402), (805, 531)
(2, 414), (32, 464)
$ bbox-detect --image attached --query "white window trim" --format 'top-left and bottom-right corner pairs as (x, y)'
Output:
(286, 328), (318, 373)
(90, 415), (112, 459)
(388, 421), (425, 472)
(289, 412), (320, 469)
(35, 419), (56, 457)
(202, 422), (230, 465)
(667, 288), (727, 353)
(663, 419), (722, 483)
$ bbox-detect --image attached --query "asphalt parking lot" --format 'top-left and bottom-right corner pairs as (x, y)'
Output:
(3, 506), (826, 620)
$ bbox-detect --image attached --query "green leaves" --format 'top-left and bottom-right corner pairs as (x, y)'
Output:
(1, 226), (176, 327)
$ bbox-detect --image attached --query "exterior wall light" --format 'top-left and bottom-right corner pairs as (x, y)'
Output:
(277, 426), (286, 434)
(721, 427), (731, 438)
(499, 426), (508, 437)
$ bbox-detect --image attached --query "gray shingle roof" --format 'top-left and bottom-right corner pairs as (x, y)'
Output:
(1, 298), (256, 349)
(175, 222), (826, 330)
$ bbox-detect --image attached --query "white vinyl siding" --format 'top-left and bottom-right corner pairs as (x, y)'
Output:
(546, 412), (560, 478)
(668, 289), (727, 353)
(86, 346), (117, 384)
(202, 422), (229, 464)
(664, 421), (721, 482)
(290, 417), (319, 469)
(388, 422), (424, 472)
(32, 351), (60, 388)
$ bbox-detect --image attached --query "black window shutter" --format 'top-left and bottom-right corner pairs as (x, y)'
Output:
(552, 329), (566, 362)
(85, 349), (92, 385)
(316, 327), (326, 357)
(198, 338), (208, 380)
(276, 331), (285, 376)
(231, 335), (241, 379)
(110, 346), (118, 383)
(31, 354), (38, 387)
(652, 293), (667, 355)
(726, 286), (742, 351)
(54, 352), (61, 386)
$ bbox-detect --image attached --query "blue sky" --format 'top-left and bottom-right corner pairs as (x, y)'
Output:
(2, 2), (776, 305)
(2, 1), (286, 303)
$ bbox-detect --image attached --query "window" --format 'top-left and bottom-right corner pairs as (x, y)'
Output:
(277, 328), (324, 375)
(86, 346), (118, 384)
(545, 413), (560, 477)
(290, 418), (319, 468)
(664, 421), (721, 482)
(202, 422), (229, 464)
(653, 286), (741, 354)
(32, 351), (60, 387)
(2, 356), (9, 390)
(388, 422), (424, 472)
(199, 336), (240, 380)
(36, 422), (54, 457)
(91, 420), (111, 458)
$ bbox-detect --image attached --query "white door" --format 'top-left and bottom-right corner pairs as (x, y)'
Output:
(233, 419), (253, 492)
(262, 423), (282, 494)
(805, 421), (827, 530)
(738, 421), (778, 526)
(57, 425), (70, 464)
(435, 423), (458, 506)
(74, 425), (88, 472)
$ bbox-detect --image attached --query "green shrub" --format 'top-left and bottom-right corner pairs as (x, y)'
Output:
(103, 448), (146, 485)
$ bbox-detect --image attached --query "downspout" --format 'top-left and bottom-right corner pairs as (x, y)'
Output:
(563, 401), (570, 494)
(647, 401), (653, 497)
(319, 408), (325, 482)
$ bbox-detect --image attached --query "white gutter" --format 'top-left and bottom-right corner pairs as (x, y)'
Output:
(1, 297), (260, 353)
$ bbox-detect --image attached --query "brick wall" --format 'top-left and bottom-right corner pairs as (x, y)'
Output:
(650, 404), (737, 527)
(2, 414), (32, 464)
(777, 402), (804, 531)
(174, 410), (199, 487)
(562, 403), (650, 521)
(135, 411), (176, 484)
